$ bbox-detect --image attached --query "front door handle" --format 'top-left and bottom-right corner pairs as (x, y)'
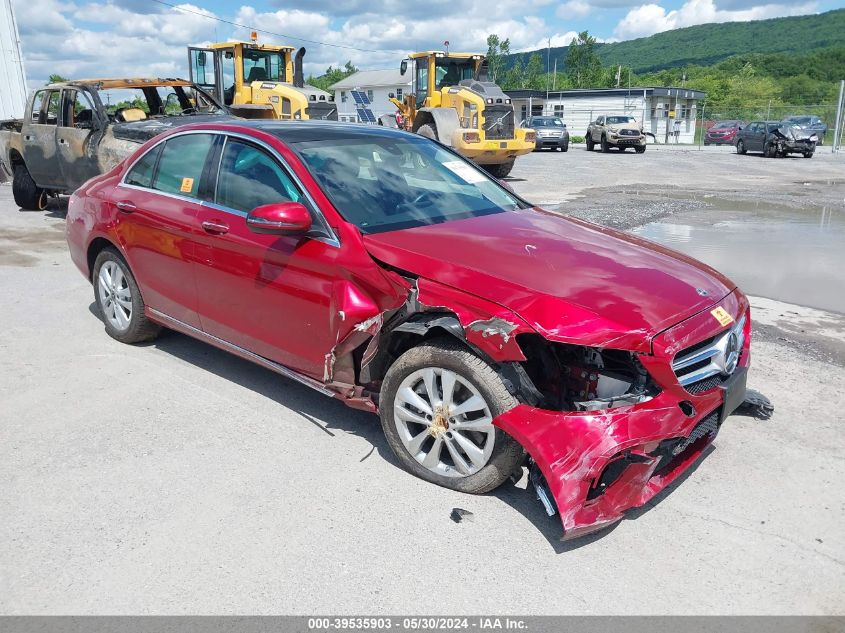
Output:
(116, 200), (136, 213)
(202, 220), (229, 235)
(59, 138), (67, 145)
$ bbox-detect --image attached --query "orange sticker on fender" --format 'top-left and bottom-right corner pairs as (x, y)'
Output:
(180, 177), (194, 193)
(711, 306), (734, 327)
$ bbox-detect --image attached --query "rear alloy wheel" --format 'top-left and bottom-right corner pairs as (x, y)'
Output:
(482, 160), (515, 179)
(736, 139), (746, 155)
(379, 339), (524, 494)
(93, 248), (161, 344)
(12, 164), (48, 211)
(601, 135), (610, 153)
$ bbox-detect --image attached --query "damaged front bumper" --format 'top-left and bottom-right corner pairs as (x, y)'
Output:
(494, 294), (752, 540)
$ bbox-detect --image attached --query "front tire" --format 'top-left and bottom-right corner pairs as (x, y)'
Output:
(92, 248), (161, 344)
(804, 151), (814, 158)
(635, 145), (646, 154)
(562, 141), (569, 152)
(416, 123), (438, 141)
(601, 135), (610, 153)
(482, 160), (515, 179)
(12, 164), (47, 211)
(379, 339), (525, 494)
(736, 139), (746, 155)
(585, 134), (594, 151)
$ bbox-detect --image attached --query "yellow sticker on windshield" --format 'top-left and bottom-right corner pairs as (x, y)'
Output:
(711, 306), (734, 327)
(180, 177), (194, 193)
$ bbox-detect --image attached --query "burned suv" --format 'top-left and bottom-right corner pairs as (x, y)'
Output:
(586, 115), (646, 153)
(0, 78), (232, 210)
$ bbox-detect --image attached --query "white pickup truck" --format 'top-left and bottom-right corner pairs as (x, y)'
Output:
(0, 78), (232, 209)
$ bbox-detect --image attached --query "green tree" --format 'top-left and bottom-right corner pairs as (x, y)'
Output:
(485, 34), (511, 84)
(47, 74), (68, 85)
(565, 31), (602, 88)
(524, 53), (544, 89)
(307, 61), (359, 92)
(503, 58), (524, 90)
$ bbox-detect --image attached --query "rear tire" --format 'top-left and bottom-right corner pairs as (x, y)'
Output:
(92, 248), (161, 344)
(482, 160), (515, 179)
(379, 339), (525, 494)
(12, 164), (47, 211)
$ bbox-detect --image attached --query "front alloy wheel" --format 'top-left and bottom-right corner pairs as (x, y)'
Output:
(379, 339), (524, 494)
(394, 367), (495, 477)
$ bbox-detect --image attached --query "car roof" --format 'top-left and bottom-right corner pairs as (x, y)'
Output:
(210, 120), (415, 144)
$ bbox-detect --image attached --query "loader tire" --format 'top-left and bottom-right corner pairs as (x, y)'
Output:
(417, 123), (438, 141)
(13, 164), (48, 211)
(482, 160), (515, 179)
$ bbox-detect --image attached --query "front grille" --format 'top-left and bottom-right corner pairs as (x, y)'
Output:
(483, 106), (515, 140)
(672, 313), (746, 392)
(619, 128), (640, 136)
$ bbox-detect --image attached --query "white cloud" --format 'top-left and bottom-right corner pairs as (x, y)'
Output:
(557, 1), (593, 17)
(614, 0), (818, 39)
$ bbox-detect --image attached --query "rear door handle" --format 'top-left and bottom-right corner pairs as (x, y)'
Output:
(116, 200), (136, 213)
(202, 220), (229, 235)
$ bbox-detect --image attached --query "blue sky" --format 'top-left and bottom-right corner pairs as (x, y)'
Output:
(12, 0), (844, 86)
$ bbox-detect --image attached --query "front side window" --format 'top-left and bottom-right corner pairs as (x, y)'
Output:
(152, 134), (215, 197)
(294, 135), (524, 234)
(61, 90), (97, 128)
(243, 49), (285, 83)
(216, 139), (301, 213)
(434, 58), (474, 89)
(415, 59), (428, 104)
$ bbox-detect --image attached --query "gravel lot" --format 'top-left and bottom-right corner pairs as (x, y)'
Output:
(1, 145), (844, 615)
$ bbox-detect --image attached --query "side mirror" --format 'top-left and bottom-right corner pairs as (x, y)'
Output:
(75, 119), (96, 130)
(246, 202), (312, 235)
(400, 60), (408, 76)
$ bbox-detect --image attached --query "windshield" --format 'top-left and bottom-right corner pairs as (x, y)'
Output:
(99, 85), (221, 120)
(243, 49), (287, 83)
(713, 121), (738, 129)
(785, 116), (811, 125)
(434, 58), (474, 89)
(606, 116), (635, 125)
(531, 117), (563, 127)
(294, 135), (524, 234)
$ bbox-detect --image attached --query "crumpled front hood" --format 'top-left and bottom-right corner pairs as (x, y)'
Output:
(363, 208), (736, 352)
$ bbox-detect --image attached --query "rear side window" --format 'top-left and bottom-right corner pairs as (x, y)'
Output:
(125, 144), (163, 188)
(216, 139), (301, 213)
(152, 134), (214, 197)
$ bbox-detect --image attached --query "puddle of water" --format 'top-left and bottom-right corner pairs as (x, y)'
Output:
(631, 200), (845, 313)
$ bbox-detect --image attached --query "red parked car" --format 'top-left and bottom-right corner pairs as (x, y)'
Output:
(66, 121), (751, 540)
(704, 120), (745, 145)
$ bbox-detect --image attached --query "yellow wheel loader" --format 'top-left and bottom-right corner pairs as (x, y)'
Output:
(188, 40), (337, 121)
(389, 51), (535, 178)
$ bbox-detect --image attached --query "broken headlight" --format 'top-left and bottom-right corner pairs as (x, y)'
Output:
(516, 335), (659, 412)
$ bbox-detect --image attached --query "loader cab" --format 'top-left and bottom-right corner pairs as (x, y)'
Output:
(405, 52), (481, 107)
(189, 42), (295, 106)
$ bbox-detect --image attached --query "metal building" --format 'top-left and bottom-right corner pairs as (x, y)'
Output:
(0, 0), (28, 120)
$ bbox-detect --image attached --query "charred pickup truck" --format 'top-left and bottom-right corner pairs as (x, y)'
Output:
(0, 78), (234, 209)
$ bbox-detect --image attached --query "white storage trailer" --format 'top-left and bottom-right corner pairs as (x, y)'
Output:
(0, 0), (27, 121)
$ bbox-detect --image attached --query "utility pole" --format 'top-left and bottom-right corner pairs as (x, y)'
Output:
(832, 80), (844, 153)
(546, 37), (551, 101)
(0, 0), (28, 120)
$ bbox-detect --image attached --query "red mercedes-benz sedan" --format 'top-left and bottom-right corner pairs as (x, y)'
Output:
(66, 121), (751, 540)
